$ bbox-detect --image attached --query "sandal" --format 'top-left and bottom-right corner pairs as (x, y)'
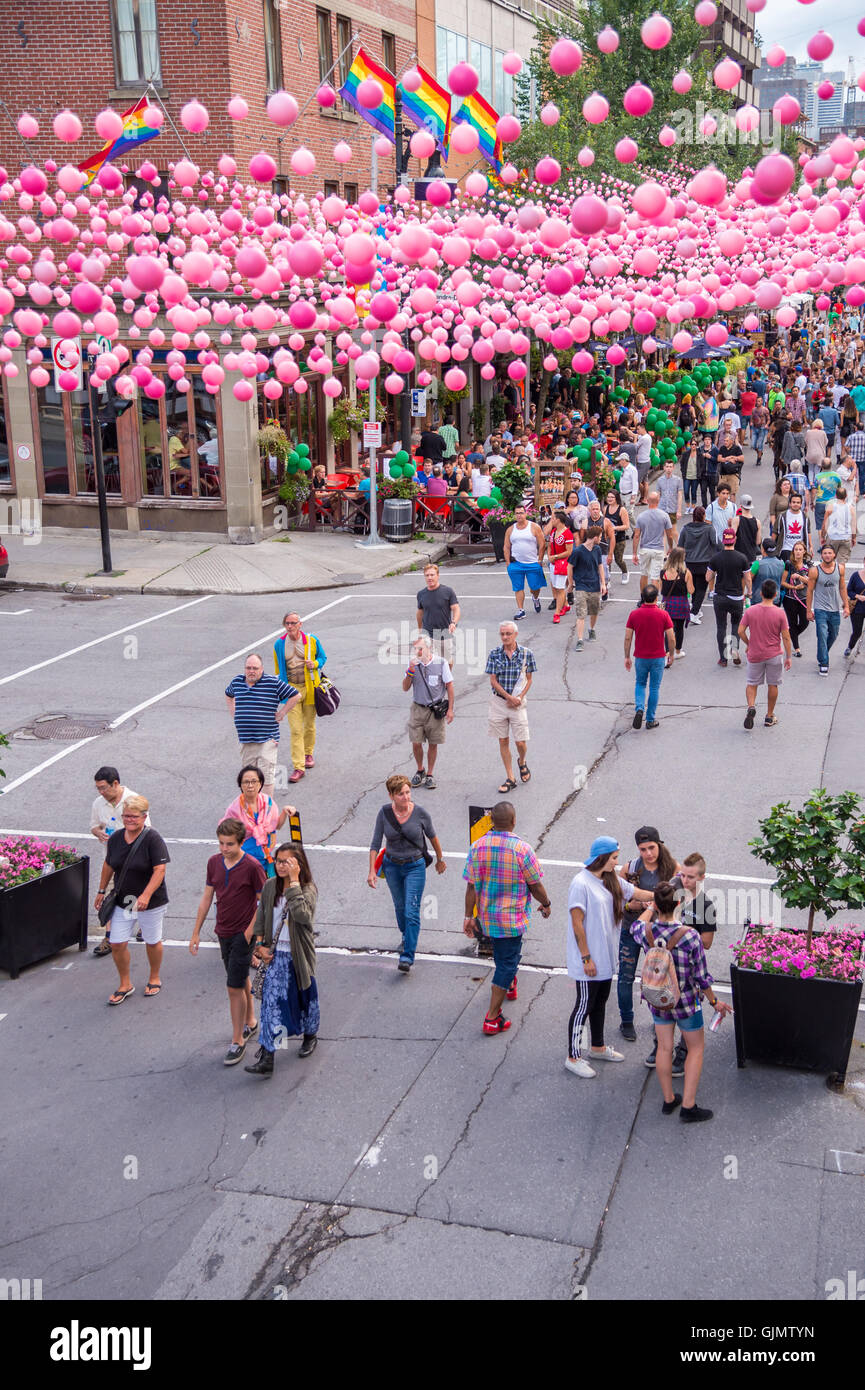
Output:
(498, 778), (517, 793)
(108, 986), (135, 1006)
(518, 762), (531, 783)
(93, 937), (112, 957)
(144, 982), (162, 997)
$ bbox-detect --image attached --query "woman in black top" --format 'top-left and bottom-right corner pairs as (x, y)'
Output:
(780, 540), (811, 656)
(733, 496), (761, 563)
(367, 773), (446, 972)
(603, 489), (630, 580)
(660, 547), (694, 656)
(95, 795), (171, 1006)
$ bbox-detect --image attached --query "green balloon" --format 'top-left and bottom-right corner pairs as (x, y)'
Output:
(576, 446), (591, 464)
(389, 463), (402, 478)
(394, 449), (409, 467)
(288, 451), (300, 466)
(490, 487), (502, 502)
(287, 459), (298, 474)
(477, 495), (494, 510)
(401, 462), (415, 478)
(300, 457), (312, 471)
(296, 443), (310, 457)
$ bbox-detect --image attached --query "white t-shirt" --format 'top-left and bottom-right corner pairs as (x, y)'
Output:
(90, 787), (150, 836)
(636, 435), (652, 465)
(832, 384), (847, 408)
(619, 462), (639, 497)
(566, 869), (635, 981)
(837, 462), (857, 500)
(471, 471), (492, 497)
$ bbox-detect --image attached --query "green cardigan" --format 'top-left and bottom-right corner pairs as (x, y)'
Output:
(253, 879), (317, 992)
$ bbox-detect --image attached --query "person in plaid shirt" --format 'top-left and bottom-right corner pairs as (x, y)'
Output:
(462, 803), (551, 1035)
(485, 623), (538, 792)
(631, 882), (731, 1123)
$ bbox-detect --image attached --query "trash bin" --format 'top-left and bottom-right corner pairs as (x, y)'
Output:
(382, 498), (414, 543)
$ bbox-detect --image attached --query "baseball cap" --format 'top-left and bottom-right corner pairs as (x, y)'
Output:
(634, 825), (662, 846)
(587, 835), (619, 862)
(616, 451), (630, 461)
(739, 493), (753, 508)
(723, 528), (737, 544)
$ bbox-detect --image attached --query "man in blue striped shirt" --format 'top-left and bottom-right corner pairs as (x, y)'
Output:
(225, 654), (299, 796)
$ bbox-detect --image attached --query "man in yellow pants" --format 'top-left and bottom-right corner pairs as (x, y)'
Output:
(273, 612), (327, 784)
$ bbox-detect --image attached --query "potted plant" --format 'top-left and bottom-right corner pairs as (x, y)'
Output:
(730, 789), (865, 1087)
(0, 836), (89, 978)
(327, 397), (367, 444)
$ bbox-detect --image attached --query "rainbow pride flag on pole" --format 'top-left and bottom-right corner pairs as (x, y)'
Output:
(339, 46), (397, 142)
(397, 65), (451, 156)
(453, 92), (502, 173)
(77, 96), (161, 187)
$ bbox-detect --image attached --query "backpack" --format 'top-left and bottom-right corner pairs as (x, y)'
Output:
(641, 923), (688, 1010)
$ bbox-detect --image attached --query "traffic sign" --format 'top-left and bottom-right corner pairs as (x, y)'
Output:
(411, 388), (427, 416)
(51, 336), (82, 391)
(363, 421), (382, 448)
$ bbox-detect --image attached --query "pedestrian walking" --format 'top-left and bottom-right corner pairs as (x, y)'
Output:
(843, 565), (865, 656)
(367, 774), (446, 972)
(739, 581), (793, 729)
(546, 510), (575, 621)
(223, 765), (296, 876)
(603, 489), (631, 584)
(774, 491), (811, 561)
(415, 563), (460, 664)
(616, 451), (638, 524)
(821, 488), (857, 569)
(189, 819), (266, 1065)
(780, 541), (811, 657)
(462, 801), (550, 1035)
(806, 543), (849, 674)
(273, 613), (327, 784)
(245, 843), (320, 1074)
(752, 540), (785, 607)
(566, 837), (653, 1077)
(504, 505), (547, 618)
(656, 461), (684, 537)
(677, 506), (715, 623)
(95, 797), (170, 1007)
(90, 766), (150, 956)
(617, 827), (679, 1050)
(632, 882), (732, 1123)
(225, 654), (300, 798)
(707, 529), (751, 667)
(633, 491), (674, 592)
(660, 548), (693, 660)
(402, 633), (454, 790)
(732, 494), (761, 563)
(567, 525), (607, 651)
(704, 483), (736, 544)
(624, 585), (675, 729)
(485, 621), (536, 790)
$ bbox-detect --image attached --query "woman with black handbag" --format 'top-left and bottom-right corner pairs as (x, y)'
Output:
(94, 796), (171, 1006)
(245, 844), (319, 1075)
(367, 774), (447, 973)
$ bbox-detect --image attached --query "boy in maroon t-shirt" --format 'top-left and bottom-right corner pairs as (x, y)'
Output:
(190, 818), (266, 1066)
(623, 586), (675, 729)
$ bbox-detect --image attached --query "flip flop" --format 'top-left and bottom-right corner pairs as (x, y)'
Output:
(108, 986), (135, 1006)
(144, 982), (162, 997)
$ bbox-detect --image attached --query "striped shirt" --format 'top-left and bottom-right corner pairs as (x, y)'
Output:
(226, 673), (296, 743)
(463, 830), (543, 937)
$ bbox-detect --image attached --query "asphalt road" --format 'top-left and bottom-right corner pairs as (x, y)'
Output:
(1, 443), (864, 1301)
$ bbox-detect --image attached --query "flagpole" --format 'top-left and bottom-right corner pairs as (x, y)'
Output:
(0, 99), (35, 160)
(140, 81), (195, 162)
(293, 34), (361, 121)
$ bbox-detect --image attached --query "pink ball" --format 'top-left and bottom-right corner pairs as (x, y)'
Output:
(817, 81), (835, 100)
(672, 330), (693, 353)
(714, 58), (742, 91)
(541, 102), (560, 126)
(543, 353), (559, 370)
(694, 1), (717, 23)
(451, 122), (479, 153)
(173, 158), (199, 186)
(384, 372), (404, 395)
(236, 246), (268, 279)
(263, 380), (283, 401)
(642, 13), (673, 48)
(267, 91), (299, 126)
(773, 95), (801, 125)
(497, 114), (521, 142)
(673, 70), (693, 94)
(705, 323), (728, 347)
(370, 292), (399, 321)
(753, 152), (795, 200)
(606, 345), (626, 366)
(333, 141), (352, 163)
(323, 377), (343, 398)
(735, 105), (759, 132)
(233, 380), (254, 402)
(765, 44), (786, 67)
(249, 152), (277, 182)
(859, 17), (865, 35)
(401, 68), (422, 93)
(444, 367), (468, 391)
(17, 113), (39, 138)
(776, 306), (797, 328)
(410, 129), (436, 159)
(465, 171), (488, 195)
(58, 369), (80, 392)
(687, 167), (727, 205)
(578, 147), (595, 167)
(507, 361), (526, 381)
(746, 0), (765, 8)
(180, 100), (209, 132)
(373, 136), (392, 158)
(571, 194), (608, 235)
(623, 82), (653, 117)
(659, 125), (676, 146)
(94, 108), (123, 141)
(535, 157), (561, 185)
(30, 366), (50, 388)
(807, 30), (834, 61)
(316, 84), (336, 108)
(291, 147), (316, 175)
(357, 79), (384, 109)
(21, 166), (47, 196)
(227, 96), (249, 120)
(632, 180), (667, 218)
(573, 350), (594, 373)
(597, 26), (619, 53)
(53, 109), (83, 142)
(549, 39), (582, 75)
(503, 51), (522, 75)
(427, 179), (452, 206)
(615, 138), (639, 164)
(449, 62), (479, 97)
(583, 92), (609, 124)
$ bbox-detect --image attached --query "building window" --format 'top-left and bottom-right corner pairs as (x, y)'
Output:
(435, 26), (467, 83)
(382, 32), (396, 74)
(317, 9), (334, 83)
(111, 0), (161, 86)
(344, 182), (358, 205)
(0, 377), (13, 486)
(495, 50), (514, 115)
(323, 180), (340, 197)
(263, 0), (284, 92)
(469, 41), (492, 104)
(336, 16), (353, 87)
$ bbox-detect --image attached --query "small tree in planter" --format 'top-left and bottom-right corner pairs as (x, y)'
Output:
(729, 789), (865, 1086)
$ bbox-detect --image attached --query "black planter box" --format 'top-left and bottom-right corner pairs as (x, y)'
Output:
(487, 519), (507, 562)
(730, 960), (863, 1086)
(0, 857), (90, 979)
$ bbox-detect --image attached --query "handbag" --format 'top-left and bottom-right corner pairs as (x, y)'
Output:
(98, 829), (152, 927)
(416, 659), (449, 720)
(313, 673), (341, 716)
(251, 896), (287, 1000)
(384, 807), (433, 868)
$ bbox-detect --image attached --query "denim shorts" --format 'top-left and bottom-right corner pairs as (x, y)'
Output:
(491, 933), (523, 989)
(651, 1007), (704, 1031)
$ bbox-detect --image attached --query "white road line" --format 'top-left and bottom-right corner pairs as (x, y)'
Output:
(0, 594), (215, 686)
(0, 595), (352, 796)
(0, 609), (32, 616)
(1, 828), (777, 885)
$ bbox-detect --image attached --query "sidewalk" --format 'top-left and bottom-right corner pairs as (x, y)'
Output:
(0, 528), (448, 596)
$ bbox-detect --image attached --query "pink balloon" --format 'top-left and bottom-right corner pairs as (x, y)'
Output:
(227, 96), (249, 120)
(694, 1), (717, 23)
(606, 345), (626, 366)
(540, 103), (560, 126)
(535, 157), (561, 184)
(249, 152), (277, 182)
(659, 125), (676, 146)
(410, 129), (436, 159)
(776, 306), (797, 327)
(807, 30), (834, 61)
(623, 83), (653, 116)
(765, 44), (786, 67)
(573, 350), (594, 373)
(773, 95), (801, 125)
(817, 81), (835, 100)
(30, 366), (50, 387)
(17, 114), (39, 138)
(549, 39), (582, 75)
(233, 380), (254, 402)
(714, 57), (742, 90)
(497, 115), (521, 143)
(53, 109), (83, 142)
(578, 147), (595, 167)
(267, 91), (299, 126)
(597, 26), (619, 53)
(449, 62), (479, 96)
(507, 361), (526, 381)
(583, 92), (609, 124)
(673, 70), (693, 94)
(503, 51), (522, 75)
(615, 138), (639, 164)
(323, 377), (343, 398)
(384, 372), (404, 395)
(632, 180), (667, 218)
(180, 100), (209, 132)
(571, 194), (608, 235)
(444, 367), (468, 391)
(450, 122), (479, 153)
(94, 108), (124, 141)
(753, 152), (795, 201)
(401, 68), (422, 93)
(357, 79), (384, 109)
(672, 330), (693, 353)
(705, 323), (728, 346)
(291, 147), (316, 175)
(263, 379), (283, 400)
(374, 136), (393, 157)
(642, 14), (673, 48)
(333, 141), (352, 163)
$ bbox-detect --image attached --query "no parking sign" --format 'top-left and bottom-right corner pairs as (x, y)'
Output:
(51, 336), (82, 391)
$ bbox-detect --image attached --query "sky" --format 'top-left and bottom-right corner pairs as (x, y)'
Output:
(759, 0), (864, 68)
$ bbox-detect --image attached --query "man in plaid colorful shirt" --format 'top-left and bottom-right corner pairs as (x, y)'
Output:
(485, 623), (538, 793)
(463, 802), (551, 1035)
(842, 426), (865, 494)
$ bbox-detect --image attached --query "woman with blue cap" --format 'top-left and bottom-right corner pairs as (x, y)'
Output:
(565, 836), (655, 1078)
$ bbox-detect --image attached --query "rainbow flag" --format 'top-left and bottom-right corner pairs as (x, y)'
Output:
(453, 92), (502, 173)
(339, 46), (397, 142)
(77, 96), (161, 187)
(397, 65), (451, 156)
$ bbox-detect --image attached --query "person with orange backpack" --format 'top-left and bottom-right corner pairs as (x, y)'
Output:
(631, 882), (732, 1123)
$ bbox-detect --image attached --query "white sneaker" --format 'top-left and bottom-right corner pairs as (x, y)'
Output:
(565, 1057), (597, 1078)
(690, 612), (702, 624)
(674, 650), (686, 659)
(622, 571), (630, 584)
(590, 1046), (625, 1063)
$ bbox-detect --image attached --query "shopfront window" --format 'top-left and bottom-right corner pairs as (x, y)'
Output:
(0, 378), (12, 486)
(257, 373), (328, 494)
(138, 376), (223, 499)
(35, 380), (122, 497)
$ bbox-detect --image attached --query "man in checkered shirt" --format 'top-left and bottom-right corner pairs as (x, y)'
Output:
(842, 426), (865, 496)
(485, 622), (537, 793)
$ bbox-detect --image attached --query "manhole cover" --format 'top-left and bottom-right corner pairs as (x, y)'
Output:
(30, 715), (113, 741)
